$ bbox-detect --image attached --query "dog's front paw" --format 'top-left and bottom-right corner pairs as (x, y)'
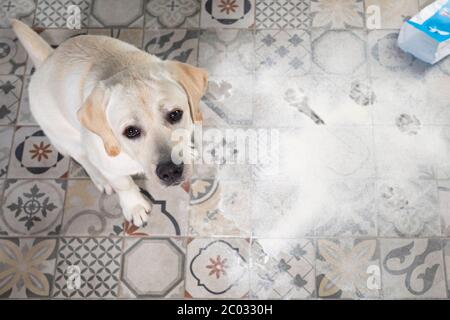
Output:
(121, 197), (152, 227)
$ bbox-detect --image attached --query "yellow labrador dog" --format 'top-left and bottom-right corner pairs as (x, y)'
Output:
(11, 20), (207, 227)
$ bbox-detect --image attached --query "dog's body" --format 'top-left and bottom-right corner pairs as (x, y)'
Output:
(11, 20), (207, 227)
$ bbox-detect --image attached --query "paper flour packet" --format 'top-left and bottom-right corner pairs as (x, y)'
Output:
(398, 0), (450, 64)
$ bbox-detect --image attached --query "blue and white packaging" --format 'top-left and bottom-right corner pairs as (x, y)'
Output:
(398, 0), (450, 64)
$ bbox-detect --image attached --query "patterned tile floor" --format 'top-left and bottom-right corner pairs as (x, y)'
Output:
(0, 0), (450, 300)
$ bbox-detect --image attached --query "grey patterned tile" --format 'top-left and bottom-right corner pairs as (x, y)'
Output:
(200, 0), (255, 29)
(17, 76), (37, 125)
(251, 239), (315, 299)
(88, 28), (143, 48)
(253, 74), (373, 127)
(251, 179), (314, 238)
(0, 29), (28, 75)
(444, 239), (450, 298)
(143, 29), (198, 65)
(189, 178), (251, 237)
(34, 0), (91, 28)
(365, 0), (418, 29)
(185, 238), (250, 298)
(438, 181), (450, 237)
(376, 180), (441, 237)
(145, 0), (200, 29)
(0, 126), (13, 178)
(314, 179), (377, 237)
(311, 0), (364, 29)
(52, 237), (122, 298)
(89, 0), (145, 28)
(62, 179), (123, 236)
(255, 29), (311, 76)
(202, 75), (253, 126)
(0, 76), (22, 124)
(368, 30), (428, 78)
(198, 29), (254, 76)
(8, 126), (70, 179)
(256, 0), (310, 29)
(373, 126), (450, 180)
(311, 29), (367, 76)
(0, 238), (57, 298)
(120, 237), (185, 298)
(0, 179), (66, 236)
(0, 0), (36, 28)
(316, 238), (381, 299)
(380, 238), (447, 298)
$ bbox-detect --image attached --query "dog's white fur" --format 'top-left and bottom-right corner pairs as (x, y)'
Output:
(11, 20), (207, 227)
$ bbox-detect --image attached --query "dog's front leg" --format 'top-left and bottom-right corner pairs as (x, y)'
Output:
(107, 175), (151, 227)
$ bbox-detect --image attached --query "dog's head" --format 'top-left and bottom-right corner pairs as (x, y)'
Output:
(77, 60), (208, 186)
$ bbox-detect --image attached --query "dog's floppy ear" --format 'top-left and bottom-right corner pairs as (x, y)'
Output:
(77, 85), (121, 157)
(166, 61), (208, 123)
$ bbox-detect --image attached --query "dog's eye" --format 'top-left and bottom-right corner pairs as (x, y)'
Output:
(167, 109), (183, 124)
(123, 126), (141, 139)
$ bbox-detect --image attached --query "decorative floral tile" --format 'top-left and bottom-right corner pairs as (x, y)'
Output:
(311, 29), (367, 76)
(444, 239), (450, 297)
(255, 30), (311, 76)
(88, 28), (143, 48)
(251, 179), (314, 238)
(89, 0), (145, 28)
(34, 0), (91, 28)
(0, 126), (13, 178)
(0, 30), (28, 75)
(316, 238), (381, 299)
(0, 76), (22, 124)
(62, 180), (124, 236)
(311, 0), (364, 29)
(17, 76), (37, 125)
(0, 0), (36, 28)
(251, 239), (315, 299)
(202, 75), (253, 126)
(113, 179), (189, 237)
(377, 180), (440, 237)
(253, 74), (373, 127)
(185, 238), (250, 298)
(143, 29), (199, 65)
(364, 0), (419, 29)
(189, 178), (251, 237)
(368, 30), (428, 78)
(200, 0), (255, 29)
(8, 126), (70, 179)
(0, 238), (57, 298)
(438, 181), (450, 237)
(380, 238), (447, 298)
(145, 0), (200, 29)
(373, 126), (450, 180)
(52, 237), (122, 298)
(256, 0), (310, 29)
(198, 29), (254, 76)
(120, 237), (185, 298)
(26, 29), (87, 74)
(315, 179), (377, 237)
(0, 179), (66, 236)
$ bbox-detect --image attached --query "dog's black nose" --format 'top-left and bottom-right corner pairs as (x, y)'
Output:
(156, 161), (184, 185)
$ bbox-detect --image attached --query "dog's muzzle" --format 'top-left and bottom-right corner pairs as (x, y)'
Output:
(156, 161), (184, 186)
